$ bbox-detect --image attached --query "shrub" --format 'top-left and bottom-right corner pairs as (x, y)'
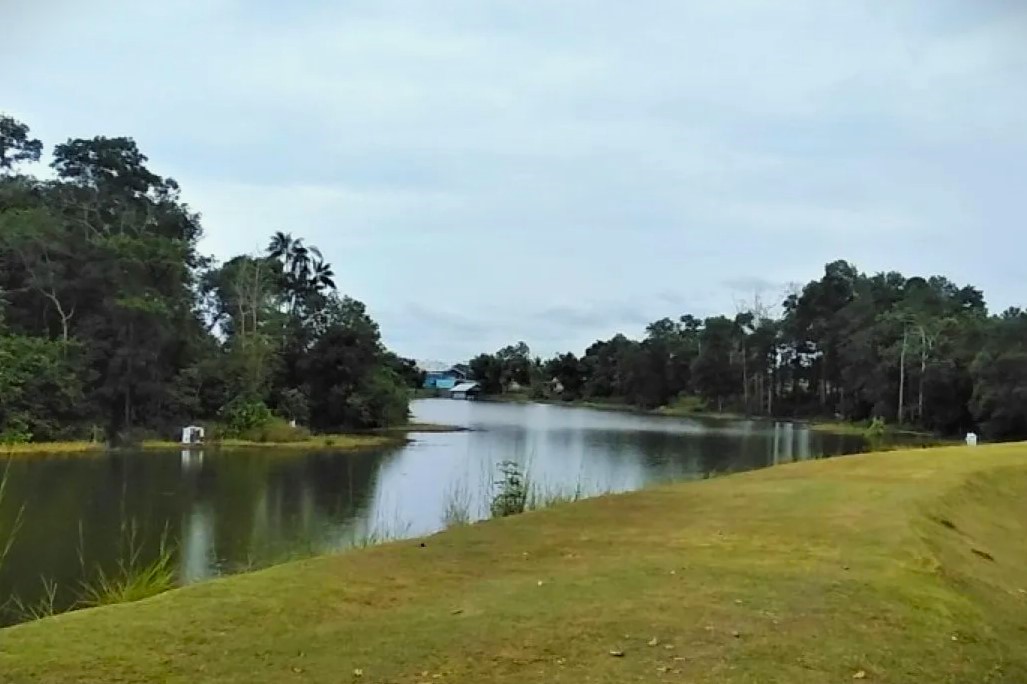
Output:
(490, 461), (529, 518)
(0, 415), (32, 445)
(221, 398), (273, 438)
(865, 417), (887, 449)
(239, 417), (311, 443)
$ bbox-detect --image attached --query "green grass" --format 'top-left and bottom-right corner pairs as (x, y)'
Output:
(3, 443), (1027, 682)
(1, 434), (400, 458)
(0, 441), (106, 457)
(808, 419), (941, 440)
(142, 433), (399, 451)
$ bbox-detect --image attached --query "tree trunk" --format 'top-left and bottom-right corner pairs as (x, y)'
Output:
(898, 328), (908, 424)
(741, 342), (748, 412)
(918, 326), (927, 423)
(819, 350), (828, 409)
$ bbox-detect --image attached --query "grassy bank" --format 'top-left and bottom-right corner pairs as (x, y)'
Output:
(807, 419), (940, 440)
(483, 394), (751, 421)
(0, 441), (106, 457)
(3, 443), (1027, 682)
(1, 433), (402, 458)
(141, 433), (400, 452)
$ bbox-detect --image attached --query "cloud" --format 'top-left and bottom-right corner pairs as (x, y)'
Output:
(5, 0), (1027, 360)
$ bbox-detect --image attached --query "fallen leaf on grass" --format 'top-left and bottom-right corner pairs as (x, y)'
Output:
(853, 671), (867, 680)
(648, 637), (660, 647)
(609, 650), (625, 658)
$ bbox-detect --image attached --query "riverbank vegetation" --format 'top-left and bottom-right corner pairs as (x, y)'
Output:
(470, 262), (1027, 440)
(0, 115), (421, 448)
(3, 442), (1026, 682)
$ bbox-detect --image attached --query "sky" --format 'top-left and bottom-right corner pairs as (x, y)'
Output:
(5, 1), (1027, 363)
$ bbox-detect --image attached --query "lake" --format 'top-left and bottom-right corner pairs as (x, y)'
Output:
(0, 399), (873, 623)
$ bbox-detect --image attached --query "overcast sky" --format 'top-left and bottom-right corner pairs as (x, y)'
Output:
(6, 1), (1027, 362)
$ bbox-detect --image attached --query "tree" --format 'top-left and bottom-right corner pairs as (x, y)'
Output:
(0, 115), (43, 172)
(0, 117), (411, 442)
(301, 301), (408, 430)
(970, 309), (1027, 439)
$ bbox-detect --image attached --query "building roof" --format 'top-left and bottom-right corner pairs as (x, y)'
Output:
(450, 382), (480, 393)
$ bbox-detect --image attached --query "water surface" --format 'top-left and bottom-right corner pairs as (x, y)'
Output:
(0, 399), (872, 622)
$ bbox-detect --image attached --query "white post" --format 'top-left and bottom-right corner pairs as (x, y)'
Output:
(965, 432), (978, 447)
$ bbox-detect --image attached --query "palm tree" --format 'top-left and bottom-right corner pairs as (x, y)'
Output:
(310, 259), (336, 292)
(267, 231), (294, 261)
(289, 241), (311, 281)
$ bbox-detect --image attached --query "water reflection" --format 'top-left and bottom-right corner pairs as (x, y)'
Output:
(0, 399), (873, 623)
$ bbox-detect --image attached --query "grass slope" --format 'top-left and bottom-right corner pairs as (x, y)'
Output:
(2, 444), (1026, 683)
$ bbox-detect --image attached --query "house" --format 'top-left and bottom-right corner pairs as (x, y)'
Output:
(449, 382), (481, 400)
(423, 372), (459, 390)
(422, 364), (472, 390)
(450, 363), (472, 379)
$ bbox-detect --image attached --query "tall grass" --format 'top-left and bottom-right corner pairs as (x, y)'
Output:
(526, 482), (587, 511)
(77, 521), (176, 608)
(0, 462), (24, 572)
(10, 578), (59, 622)
(345, 516), (412, 549)
(442, 481), (474, 528)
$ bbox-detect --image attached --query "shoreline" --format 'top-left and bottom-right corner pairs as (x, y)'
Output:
(5, 442), (1025, 681)
(0, 422), (465, 458)
(473, 394), (944, 438)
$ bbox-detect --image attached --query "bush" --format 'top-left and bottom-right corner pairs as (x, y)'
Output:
(342, 368), (410, 429)
(0, 415), (32, 445)
(490, 461), (529, 518)
(239, 416), (310, 444)
(865, 417), (887, 450)
(221, 398), (273, 438)
(666, 394), (708, 413)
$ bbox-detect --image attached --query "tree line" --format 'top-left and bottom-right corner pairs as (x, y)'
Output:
(471, 261), (1027, 440)
(0, 115), (418, 444)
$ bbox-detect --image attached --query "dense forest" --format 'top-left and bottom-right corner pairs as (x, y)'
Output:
(0, 115), (418, 444)
(471, 262), (1027, 440)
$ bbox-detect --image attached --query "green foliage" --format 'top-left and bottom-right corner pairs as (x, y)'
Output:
(302, 306), (410, 431)
(866, 417), (887, 440)
(78, 522), (176, 609)
(970, 309), (1027, 439)
(0, 114), (410, 442)
(239, 416), (311, 444)
(0, 335), (82, 441)
(276, 388), (310, 425)
(79, 549), (176, 608)
(0, 415), (32, 445)
(342, 368), (410, 429)
(474, 261), (1018, 439)
(665, 394), (708, 414)
(490, 461), (529, 518)
(221, 399), (274, 438)
(0, 115), (43, 172)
